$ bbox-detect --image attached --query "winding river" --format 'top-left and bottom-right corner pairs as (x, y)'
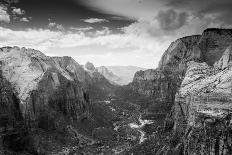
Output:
(129, 115), (153, 143)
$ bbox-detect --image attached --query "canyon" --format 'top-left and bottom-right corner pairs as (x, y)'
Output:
(0, 28), (232, 155)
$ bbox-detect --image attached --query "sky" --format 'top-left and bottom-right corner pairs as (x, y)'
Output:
(0, 0), (232, 68)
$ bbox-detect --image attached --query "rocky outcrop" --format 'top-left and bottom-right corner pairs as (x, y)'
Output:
(84, 61), (95, 72)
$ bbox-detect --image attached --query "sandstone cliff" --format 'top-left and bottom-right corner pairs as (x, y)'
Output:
(129, 28), (232, 154)
(174, 46), (232, 154)
(0, 47), (90, 128)
(130, 29), (232, 111)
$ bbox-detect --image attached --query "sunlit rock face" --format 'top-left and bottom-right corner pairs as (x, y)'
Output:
(214, 46), (232, 70)
(174, 51), (232, 154)
(0, 46), (90, 129)
(158, 35), (202, 70)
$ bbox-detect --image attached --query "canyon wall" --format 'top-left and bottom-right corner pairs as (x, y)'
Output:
(130, 28), (232, 154)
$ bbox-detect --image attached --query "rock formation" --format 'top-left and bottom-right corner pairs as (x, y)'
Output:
(130, 28), (232, 154)
(0, 47), (90, 127)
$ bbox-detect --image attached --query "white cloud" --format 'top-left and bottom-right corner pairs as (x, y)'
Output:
(70, 26), (93, 31)
(1, 12), (225, 68)
(0, 25), (167, 68)
(48, 22), (56, 27)
(48, 22), (64, 30)
(12, 7), (25, 15)
(20, 17), (29, 22)
(0, 5), (10, 23)
(79, 0), (163, 20)
(83, 18), (109, 23)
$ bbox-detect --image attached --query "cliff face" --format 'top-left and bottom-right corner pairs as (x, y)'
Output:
(158, 35), (202, 70)
(199, 28), (232, 66)
(0, 69), (22, 129)
(131, 29), (232, 109)
(130, 35), (202, 114)
(129, 28), (232, 154)
(0, 46), (90, 130)
(174, 58), (232, 154)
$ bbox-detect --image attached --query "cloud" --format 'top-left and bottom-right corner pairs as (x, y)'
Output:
(157, 9), (188, 30)
(3, 0), (19, 4)
(12, 7), (25, 15)
(82, 18), (109, 23)
(20, 17), (29, 22)
(161, 0), (232, 25)
(0, 5), (10, 23)
(79, 0), (232, 33)
(0, 25), (167, 68)
(70, 27), (93, 31)
(48, 21), (64, 30)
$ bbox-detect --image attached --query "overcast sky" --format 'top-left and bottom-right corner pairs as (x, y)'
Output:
(0, 0), (232, 68)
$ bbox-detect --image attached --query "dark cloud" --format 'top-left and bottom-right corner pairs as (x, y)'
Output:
(2, 0), (19, 4)
(162, 0), (232, 25)
(157, 9), (188, 31)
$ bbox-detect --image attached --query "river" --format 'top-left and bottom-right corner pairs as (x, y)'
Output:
(129, 115), (153, 143)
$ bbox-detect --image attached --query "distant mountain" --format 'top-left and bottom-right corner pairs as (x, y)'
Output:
(96, 66), (121, 85)
(103, 66), (146, 85)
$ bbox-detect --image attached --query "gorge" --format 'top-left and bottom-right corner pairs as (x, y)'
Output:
(1, 28), (232, 155)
